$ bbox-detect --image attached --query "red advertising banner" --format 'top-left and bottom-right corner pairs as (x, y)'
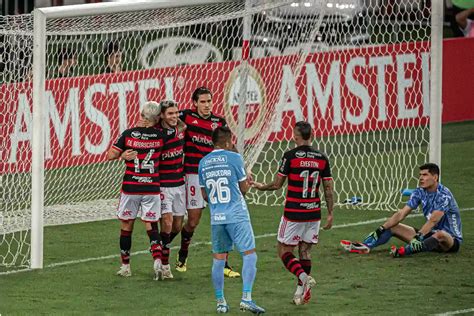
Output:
(442, 37), (474, 123)
(0, 39), (472, 174)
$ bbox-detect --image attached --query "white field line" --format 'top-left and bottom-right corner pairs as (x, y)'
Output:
(433, 308), (474, 316)
(1, 207), (473, 276)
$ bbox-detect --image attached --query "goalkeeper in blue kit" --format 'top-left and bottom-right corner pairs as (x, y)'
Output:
(341, 163), (463, 257)
(199, 126), (265, 314)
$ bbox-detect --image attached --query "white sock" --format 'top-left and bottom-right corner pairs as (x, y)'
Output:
(242, 291), (252, 301)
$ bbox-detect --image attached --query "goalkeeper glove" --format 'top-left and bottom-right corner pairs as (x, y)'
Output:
(409, 233), (424, 252)
(365, 226), (386, 241)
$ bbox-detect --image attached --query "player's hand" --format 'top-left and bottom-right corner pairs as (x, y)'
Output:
(365, 226), (386, 241)
(250, 181), (264, 190)
(323, 214), (333, 230)
(409, 233), (424, 252)
(121, 149), (138, 161)
(176, 119), (187, 133)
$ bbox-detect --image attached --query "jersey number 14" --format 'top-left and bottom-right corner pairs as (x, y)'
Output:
(134, 149), (155, 174)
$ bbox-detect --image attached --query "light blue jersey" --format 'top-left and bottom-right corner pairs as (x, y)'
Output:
(407, 183), (463, 242)
(199, 149), (250, 225)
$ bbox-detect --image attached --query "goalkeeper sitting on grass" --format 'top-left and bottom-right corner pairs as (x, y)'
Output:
(341, 163), (463, 257)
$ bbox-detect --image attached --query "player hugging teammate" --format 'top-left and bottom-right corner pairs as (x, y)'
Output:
(109, 88), (239, 280)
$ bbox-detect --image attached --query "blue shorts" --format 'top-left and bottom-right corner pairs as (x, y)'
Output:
(211, 221), (256, 254)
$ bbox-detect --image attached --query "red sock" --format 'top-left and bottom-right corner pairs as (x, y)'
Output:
(147, 228), (162, 261)
(150, 243), (162, 261)
(160, 232), (171, 265)
(281, 252), (305, 280)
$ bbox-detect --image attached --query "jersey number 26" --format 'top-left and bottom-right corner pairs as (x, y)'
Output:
(206, 178), (231, 204)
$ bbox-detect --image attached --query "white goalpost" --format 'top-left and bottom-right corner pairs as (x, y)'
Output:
(0, 0), (443, 271)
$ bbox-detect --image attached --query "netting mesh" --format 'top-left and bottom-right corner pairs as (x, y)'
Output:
(1, 0), (433, 270)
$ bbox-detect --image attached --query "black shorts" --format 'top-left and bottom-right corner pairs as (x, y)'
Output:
(447, 238), (461, 253)
(423, 231), (461, 253)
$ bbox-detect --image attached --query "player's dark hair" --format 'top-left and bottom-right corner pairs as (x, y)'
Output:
(419, 163), (440, 176)
(192, 87), (212, 102)
(212, 126), (232, 146)
(295, 121), (312, 140)
(58, 48), (76, 63)
(159, 100), (178, 114)
(105, 41), (121, 57)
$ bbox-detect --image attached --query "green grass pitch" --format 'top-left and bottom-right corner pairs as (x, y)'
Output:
(1, 121), (473, 315)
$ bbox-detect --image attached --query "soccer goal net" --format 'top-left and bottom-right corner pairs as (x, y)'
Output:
(1, 0), (440, 270)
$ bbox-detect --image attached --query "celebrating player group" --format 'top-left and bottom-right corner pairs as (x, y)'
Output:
(107, 87), (463, 314)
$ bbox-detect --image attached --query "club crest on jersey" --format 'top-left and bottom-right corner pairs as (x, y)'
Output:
(211, 122), (219, 130)
(295, 151), (306, 158)
(131, 131), (141, 139)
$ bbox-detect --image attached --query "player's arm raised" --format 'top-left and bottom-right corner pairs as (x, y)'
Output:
(322, 178), (334, 230)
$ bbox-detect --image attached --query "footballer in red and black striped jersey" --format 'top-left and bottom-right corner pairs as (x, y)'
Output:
(175, 87), (238, 277)
(158, 126), (185, 188)
(107, 101), (167, 280)
(251, 121), (334, 304)
(112, 126), (166, 195)
(278, 145), (332, 222)
(179, 108), (227, 175)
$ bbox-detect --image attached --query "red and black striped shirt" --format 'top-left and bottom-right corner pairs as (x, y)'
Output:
(155, 124), (185, 188)
(278, 145), (332, 222)
(112, 127), (165, 195)
(180, 109), (227, 174)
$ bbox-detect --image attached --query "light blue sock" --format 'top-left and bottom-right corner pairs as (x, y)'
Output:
(212, 258), (226, 300)
(242, 252), (257, 301)
(363, 229), (393, 249)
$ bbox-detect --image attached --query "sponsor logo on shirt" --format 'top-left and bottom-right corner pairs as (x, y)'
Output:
(295, 151), (306, 158)
(132, 176), (153, 183)
(131, 131), (141, 139)
(162, 148), (184, 159)
(214, 213), (226, 221)
(301, 202), (320, 209)
(192, 135), (213, 146)
(204, 155), (227, 165)
(452, 214), (461, 236)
